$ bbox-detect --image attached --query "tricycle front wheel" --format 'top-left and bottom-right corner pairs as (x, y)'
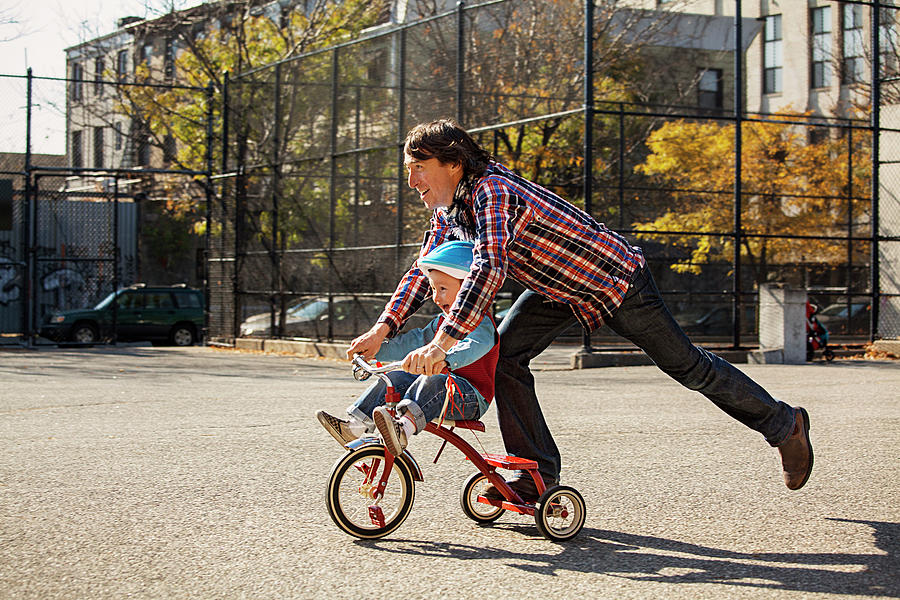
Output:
(326, 445), (415, 539)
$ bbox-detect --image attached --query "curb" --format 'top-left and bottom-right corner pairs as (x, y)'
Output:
(871, 339), (900, 357)
(229, 337), (889, 368)
(573, 348), (750, 369)
(234, 337), (349, 360)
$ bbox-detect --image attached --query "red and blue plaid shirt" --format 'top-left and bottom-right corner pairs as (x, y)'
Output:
(378, 161), (645, 340)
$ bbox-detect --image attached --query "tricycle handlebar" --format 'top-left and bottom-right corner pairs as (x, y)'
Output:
(351, 354), (403, 382)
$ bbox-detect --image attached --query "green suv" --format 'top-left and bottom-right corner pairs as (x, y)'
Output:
(40, 284), (204, 346)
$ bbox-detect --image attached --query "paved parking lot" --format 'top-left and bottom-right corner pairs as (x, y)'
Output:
(1, 345), (898, 599)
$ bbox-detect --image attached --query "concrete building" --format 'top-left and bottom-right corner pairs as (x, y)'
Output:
(627, 0), (890, 119)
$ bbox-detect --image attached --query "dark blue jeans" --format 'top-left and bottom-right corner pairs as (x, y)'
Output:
(495, 264), (797, 481)
(348, 371), (485, 434)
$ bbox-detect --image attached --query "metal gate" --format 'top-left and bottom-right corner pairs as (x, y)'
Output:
(27, 173), (138, 342)
(0, 170), (139, 345)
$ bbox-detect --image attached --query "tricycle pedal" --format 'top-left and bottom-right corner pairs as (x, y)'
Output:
(368, 505), (386, 528)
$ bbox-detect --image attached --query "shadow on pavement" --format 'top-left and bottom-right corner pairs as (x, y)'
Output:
(361, 519), (898, 597)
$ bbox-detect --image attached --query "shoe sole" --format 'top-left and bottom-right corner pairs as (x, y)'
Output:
(317, 412), (352, 447)
(793, 407), (814, 490)
(373, 408), (404, 457)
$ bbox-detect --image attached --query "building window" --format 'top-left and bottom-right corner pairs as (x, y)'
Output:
(141, 43), (152, 65)
(115, 122), (123, 150)
(811, 6), (832, 88)
(71, 62), (83, 102)
(843, 4), (865, 84)
(191, 24), (206, 41)
(698, 68), (723, 110)
(764, 14), (783, 94)
(163, 134), (176, 164)
(94, 57), (105, 96)
(367, 48), (387, 85)
(93, 127), (105, 169)
(881, 7), (900, 78)
(809, 127), (829, 145)
(71, 130), (83, 168)
(117, 49), (129, 81)
(164, 38), (176, 79)
(136, 125), (151, 167)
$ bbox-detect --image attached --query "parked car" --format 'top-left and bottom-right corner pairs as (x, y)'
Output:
(239, 296), (437, 339)
(494, 307), (588, 341)
(40, 284), (204, 346)
(815, 300), (871, 335)
(679, 305), (757, 337)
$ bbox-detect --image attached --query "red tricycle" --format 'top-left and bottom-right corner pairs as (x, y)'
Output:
(325, 355), (586, 542)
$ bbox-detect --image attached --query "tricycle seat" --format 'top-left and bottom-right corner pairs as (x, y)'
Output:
(434, 419), (485, 432)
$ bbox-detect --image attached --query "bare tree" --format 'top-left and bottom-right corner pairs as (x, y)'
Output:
(821, 2), (900, 112)
(0, 2), (24, 42)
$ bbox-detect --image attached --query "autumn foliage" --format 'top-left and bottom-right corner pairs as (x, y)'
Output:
(633, 114), (871, 283)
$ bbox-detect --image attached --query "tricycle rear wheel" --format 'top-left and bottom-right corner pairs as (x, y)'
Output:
(534, 485), (585, 542)
(460, 472), (505, 524)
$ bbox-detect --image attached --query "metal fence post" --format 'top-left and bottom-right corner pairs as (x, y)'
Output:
(204, 81), (215, 341)
(221, 72), (230, 176)
(732, 0), (744, 349)
(396, 28), (407, 273)
(112, 177), (120, 345)
(234, 82), (248, 340)
(847, 120), (854, 327)
(353, 85), (361, 246)
(220, 70), (235, 340)
(24, 68), (34, 346)
(870, 0), (882, 341)
(328, 49), (340, 339)
(618, 102), (625, 231)
(270, 62), (283, 337)
(582, 0), (594, 352)
(457, 0), (465, 123)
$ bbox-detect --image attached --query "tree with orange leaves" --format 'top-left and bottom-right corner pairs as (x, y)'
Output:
(633, 114), (871, 284)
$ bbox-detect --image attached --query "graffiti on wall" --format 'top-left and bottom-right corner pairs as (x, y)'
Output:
(0, 256), (20, 305)
(0, 242), (134, 310)
(0, 240), (20, 305)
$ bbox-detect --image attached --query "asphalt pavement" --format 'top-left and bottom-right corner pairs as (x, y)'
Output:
(0, 345), (898, 599)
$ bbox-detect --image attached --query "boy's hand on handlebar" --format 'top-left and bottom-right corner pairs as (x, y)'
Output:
(402, 344), (447, 375)
(347, 323), (390, 360)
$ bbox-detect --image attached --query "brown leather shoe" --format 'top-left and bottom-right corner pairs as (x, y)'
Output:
(482, 474), (558, 502)
(778, 407), (813, 490)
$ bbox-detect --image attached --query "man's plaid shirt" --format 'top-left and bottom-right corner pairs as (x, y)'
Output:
(378, 161), (645, 341)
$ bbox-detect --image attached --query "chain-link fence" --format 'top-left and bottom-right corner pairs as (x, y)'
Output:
(210, 1), (900, 346)
(208, 0), (897, 348)
(0, 69), (213, 345)
(5, 0), (893, 348)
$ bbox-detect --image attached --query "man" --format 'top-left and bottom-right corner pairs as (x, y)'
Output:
(348, 118), (813, 500)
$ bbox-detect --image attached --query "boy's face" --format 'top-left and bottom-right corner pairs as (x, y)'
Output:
(426, 269), (463, 316)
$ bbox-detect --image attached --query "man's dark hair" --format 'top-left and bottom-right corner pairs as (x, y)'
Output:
(404, 119), (493, 178)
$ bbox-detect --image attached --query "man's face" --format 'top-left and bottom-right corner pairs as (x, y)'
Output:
(404, 154), (463, 210)
(426, 269), (463, 316)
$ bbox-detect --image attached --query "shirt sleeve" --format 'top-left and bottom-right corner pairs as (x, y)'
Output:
(374, 318), (439, 363)
(373, 315), (495, 373)
(439, 179), (531, 340)
(443, 315), (496, 370)
(376, 217), (452, 337)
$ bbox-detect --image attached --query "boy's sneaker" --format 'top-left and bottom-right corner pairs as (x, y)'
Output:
(373, 406), (408, 457)
(316, 411), (357, 446)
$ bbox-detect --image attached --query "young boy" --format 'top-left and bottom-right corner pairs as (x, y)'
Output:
(317, 240), (498, 457)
